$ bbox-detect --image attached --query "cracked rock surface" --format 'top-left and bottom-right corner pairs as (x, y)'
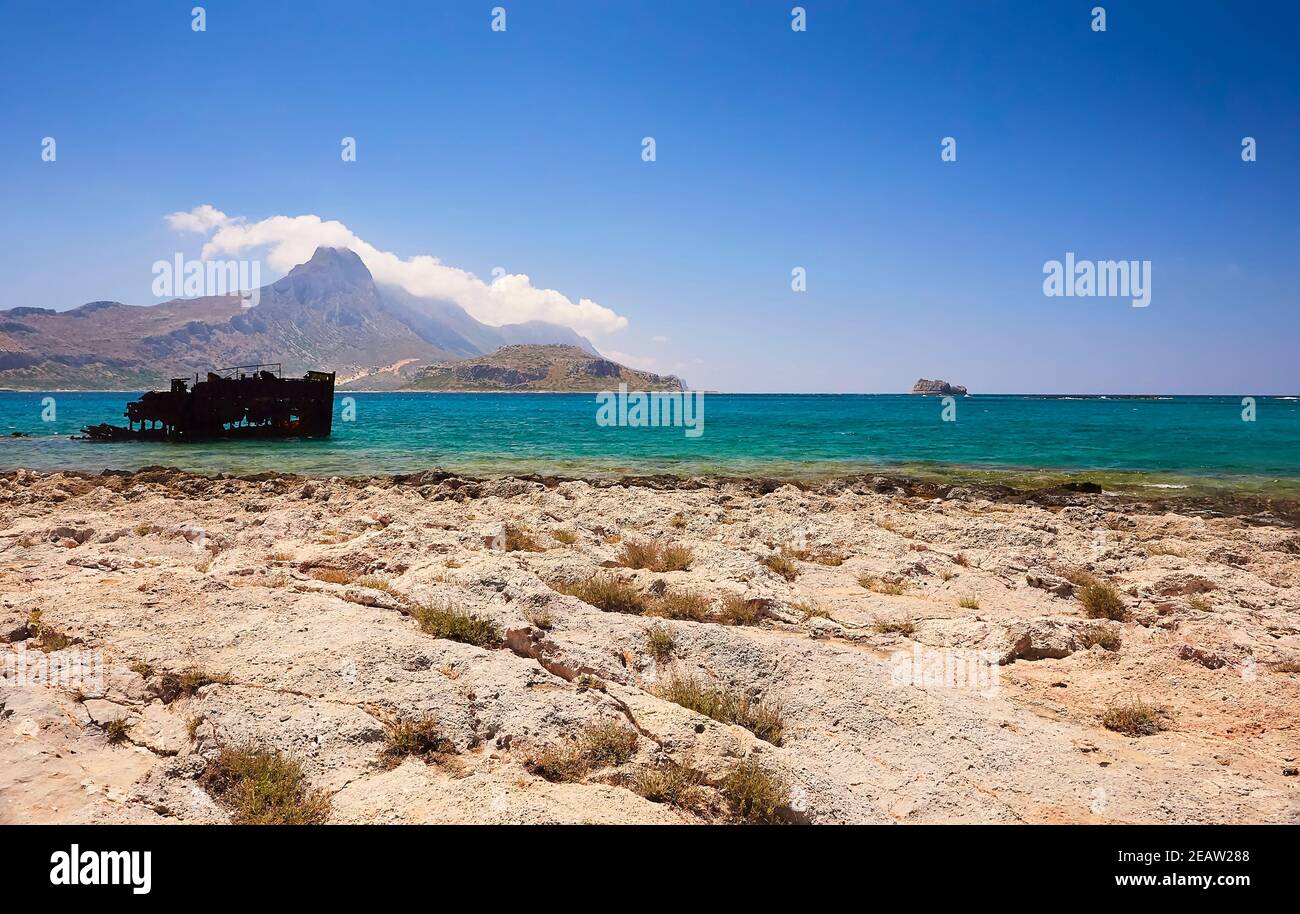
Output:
(2, 467), (1299, 823)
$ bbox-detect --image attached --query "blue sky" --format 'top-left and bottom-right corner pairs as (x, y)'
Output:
(1, 1), (1296, 393)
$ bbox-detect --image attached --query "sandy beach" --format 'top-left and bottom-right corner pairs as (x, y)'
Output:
(2, 466), (1298, 824)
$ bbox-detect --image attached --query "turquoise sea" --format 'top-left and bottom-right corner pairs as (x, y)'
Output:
(2, 392), (1298, 494)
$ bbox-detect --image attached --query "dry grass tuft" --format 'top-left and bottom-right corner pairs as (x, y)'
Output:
(554, 575), (648, 614)
(1272, 659), (1300, 674)
(718, 594), (765, 626)
(793, 601), (832, 620)
(872, 619), (916, 636)
(1101, 698), (1165, 736)
(580, 720), (639, 766)
(630, 758), (704, 809)
(645, 624), (676, 661)
(526, 742), (588, 783)
(34, 626), (74, 652)
(617, 540), (693, 572)
(858, 574), (907, 596)
(551, 529), (578, 545)
(1078, 577), (1128, 621)
(958, 595), (981, 610)
(523, 606), (554, 630)
(413, 603), (502, 647)
(504, 524), (545, 552)
(1188, 594), (1214, 612)
(668, 513), (687, 530)
(102, 718), (131, 743)
(655, 674), (784, 745)
(574, 673), (606, 692)
(1078, 624), (1122, 651)
(152, 669), (231, 704)
(763, 553), (800, 581)
(310, 567), (356, 585)
(649, 589), (711, 621)
(355, 575), (397, 594)
(380, 714), (455, 768)
(721, 757), (790, 824)
(200, 744), (331, 824)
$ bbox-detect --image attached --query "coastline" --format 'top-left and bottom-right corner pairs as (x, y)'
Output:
(6, 462), (1300, 526)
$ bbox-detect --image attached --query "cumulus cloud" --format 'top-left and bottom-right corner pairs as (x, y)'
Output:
(165, 205), (629, 337)
(165, 204), (231, 234)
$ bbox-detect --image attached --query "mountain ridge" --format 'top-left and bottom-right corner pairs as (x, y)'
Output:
(0, 247), (599, 390)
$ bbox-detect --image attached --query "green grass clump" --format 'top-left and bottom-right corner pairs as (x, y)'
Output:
(655, 674), (784, 745)
(413, 604), (502, 647)
(199, 744), (331, 824)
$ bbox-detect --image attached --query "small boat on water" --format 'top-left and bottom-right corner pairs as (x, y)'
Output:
(79, 364), (336, 442)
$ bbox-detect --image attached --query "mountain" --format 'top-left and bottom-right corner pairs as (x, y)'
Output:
(404, 344), (684, 391)
(0, 247), (599, 389)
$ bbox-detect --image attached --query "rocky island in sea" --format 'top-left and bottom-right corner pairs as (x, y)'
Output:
(911, 378), (969, 396)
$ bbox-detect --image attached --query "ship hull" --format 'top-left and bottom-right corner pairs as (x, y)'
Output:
(79, 367), (336, 443)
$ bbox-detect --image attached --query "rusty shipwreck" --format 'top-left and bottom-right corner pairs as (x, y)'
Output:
(79, 364), (336, 442)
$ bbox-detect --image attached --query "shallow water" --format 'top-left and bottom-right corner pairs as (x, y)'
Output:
(2, 392), (1298, 493)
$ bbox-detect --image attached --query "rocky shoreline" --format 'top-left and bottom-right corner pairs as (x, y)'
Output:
(2, 466), (1298, 823)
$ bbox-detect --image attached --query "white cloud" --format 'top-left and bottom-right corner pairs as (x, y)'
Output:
(165, 205), (629, 338)
(603, 350), (658, 372)
(165, 204), (232, 234)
